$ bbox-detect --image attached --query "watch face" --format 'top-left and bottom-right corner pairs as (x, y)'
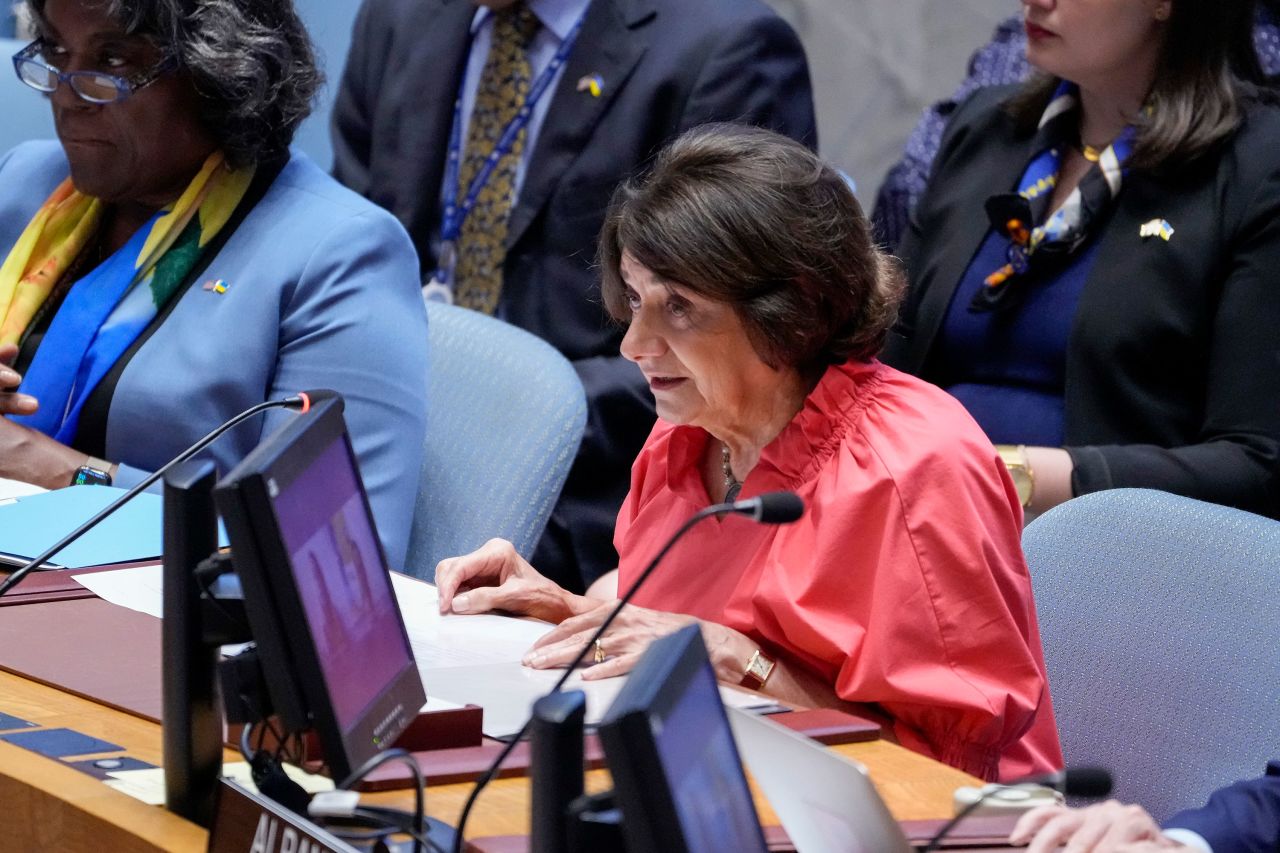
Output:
(72, 467), (112, 487)
(746, 652), (775, 684)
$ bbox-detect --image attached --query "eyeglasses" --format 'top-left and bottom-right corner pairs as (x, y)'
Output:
(11, 39), (176, 104)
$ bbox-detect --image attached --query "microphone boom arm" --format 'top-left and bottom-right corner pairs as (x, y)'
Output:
(0, 395), (309, 597)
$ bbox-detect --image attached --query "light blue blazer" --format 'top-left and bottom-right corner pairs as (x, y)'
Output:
(0, 141), (428, 569)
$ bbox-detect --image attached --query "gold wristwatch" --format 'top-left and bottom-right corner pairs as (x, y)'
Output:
(995, 444), (1035, 509)
(739, 649), (776, 691)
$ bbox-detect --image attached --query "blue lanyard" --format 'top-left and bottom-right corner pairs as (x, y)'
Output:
(431, 11), (585, 290)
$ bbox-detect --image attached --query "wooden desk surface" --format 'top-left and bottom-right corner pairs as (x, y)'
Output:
(0, 669), (979, 852)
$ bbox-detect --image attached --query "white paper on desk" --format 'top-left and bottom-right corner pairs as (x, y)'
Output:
(74, 563), (163, 618)
(390, 573), (774, 736)
(106, 761), (334, 807)
(390, 572), (553, 668)
(0, 477), (45, 504)
(426, 661), (775, 738)
(72, 569), (774, 737)
(424, 661), (621, 737)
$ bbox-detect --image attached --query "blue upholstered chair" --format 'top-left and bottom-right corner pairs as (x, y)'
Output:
(1023, 489), (1280, 821)
(402, 301), (587, 582)
(0, 37), (57, 155)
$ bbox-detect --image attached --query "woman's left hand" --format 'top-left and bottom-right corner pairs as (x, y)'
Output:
(523, 600), (711, 680)
(0, 418), (87, 489)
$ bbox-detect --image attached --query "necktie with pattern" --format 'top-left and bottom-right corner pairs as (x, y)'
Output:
(453, 4), (541, 315)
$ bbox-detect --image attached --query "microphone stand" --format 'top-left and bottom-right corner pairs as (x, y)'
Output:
(921, 767), (1113, 852)
(0, 392), (324, 597)
(450, 495), (801, 853)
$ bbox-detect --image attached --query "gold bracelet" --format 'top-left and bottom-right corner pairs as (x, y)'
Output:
(995, 444), (1035, 509)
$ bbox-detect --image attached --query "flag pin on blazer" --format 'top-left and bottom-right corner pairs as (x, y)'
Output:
(576, 73), (604, 97)
(1139, 218), (1175, 241)
(202, 278), (229, 294)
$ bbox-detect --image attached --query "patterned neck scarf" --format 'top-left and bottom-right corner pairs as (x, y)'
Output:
(0, 151), (254, 443)
(973, 81), (1137, 312)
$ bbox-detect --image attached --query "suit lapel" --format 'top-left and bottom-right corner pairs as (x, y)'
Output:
(397, 0), (475, 262)
(505, 0), (654, 249)
(906, 118), (1032, 373)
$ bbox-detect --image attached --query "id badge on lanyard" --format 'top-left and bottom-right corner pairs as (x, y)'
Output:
(424, 11), (586, 304)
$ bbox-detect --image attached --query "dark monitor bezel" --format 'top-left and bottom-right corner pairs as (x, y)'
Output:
(213, 398), (424, 782)
(597, 624), (768, 853)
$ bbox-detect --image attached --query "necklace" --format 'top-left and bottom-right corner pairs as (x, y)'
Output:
(721, 444), (742, 503)
(1080, 143), (1102, 163)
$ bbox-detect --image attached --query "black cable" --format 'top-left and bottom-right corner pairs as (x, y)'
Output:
(335, 748), (427, 853)
(920, 794), (987, 852)
(192, 551), (244, 631)
(239, 719), (255, 762)
(327, 808), (443, 853)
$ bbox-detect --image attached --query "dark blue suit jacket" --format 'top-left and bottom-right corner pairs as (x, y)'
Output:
(1165, 762), (1280, 853)
(331, 0), (817, 588)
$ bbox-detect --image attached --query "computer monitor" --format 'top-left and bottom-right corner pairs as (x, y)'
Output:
(597, 624), (768, 853)
(214, 397), (424, 782)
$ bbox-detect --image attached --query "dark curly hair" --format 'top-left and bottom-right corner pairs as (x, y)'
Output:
(27, 0), (320, 168)
(600, 124), (904, 374)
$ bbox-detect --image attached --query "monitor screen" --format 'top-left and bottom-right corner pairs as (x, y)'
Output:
(598, 624), (767, 853)
(650, 661), (767, 853)
(271, 434), (414, 734)
(216, 398), (425, 781)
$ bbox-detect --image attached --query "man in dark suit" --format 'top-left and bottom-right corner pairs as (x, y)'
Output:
(1010, 762), (1280, 852)
(331, 0), (817, 590)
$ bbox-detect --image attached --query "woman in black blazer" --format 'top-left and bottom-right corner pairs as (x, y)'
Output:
(886, 0), (1280, 520)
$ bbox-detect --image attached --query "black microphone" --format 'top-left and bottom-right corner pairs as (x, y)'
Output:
(921, 766), (1114, 852)
(0, 389), (340, 597)
(732, 492), (804, 523)
(1018, 767), (1113, 799)
(449, 490), (806, 853)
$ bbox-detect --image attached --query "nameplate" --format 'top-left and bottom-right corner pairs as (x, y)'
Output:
(207, 779), (360, 853)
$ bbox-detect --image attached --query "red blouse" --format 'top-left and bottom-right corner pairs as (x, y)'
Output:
(616, 359), (1062, 781)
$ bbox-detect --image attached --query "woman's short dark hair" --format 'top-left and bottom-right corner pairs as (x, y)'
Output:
(1008, 0), (1268, 172)
(28, 0), (320, 168)
(600, 124), (904, 373)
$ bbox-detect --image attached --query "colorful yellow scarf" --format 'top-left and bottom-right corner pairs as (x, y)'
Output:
(2, 151), (254, 442)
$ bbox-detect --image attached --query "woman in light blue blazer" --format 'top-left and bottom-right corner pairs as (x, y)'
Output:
(0, 0), (427, 568)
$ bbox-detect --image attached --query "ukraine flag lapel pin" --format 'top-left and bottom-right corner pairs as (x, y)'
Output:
(1139, 219), (1175, 241)
(576, 73), (604, 97)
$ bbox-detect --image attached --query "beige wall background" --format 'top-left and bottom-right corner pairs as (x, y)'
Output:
(767, 0), (1020, 203)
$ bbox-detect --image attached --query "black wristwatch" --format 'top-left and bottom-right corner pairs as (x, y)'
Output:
(70, 456), (113, 487)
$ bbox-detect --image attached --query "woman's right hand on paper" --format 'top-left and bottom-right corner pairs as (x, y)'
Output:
(435, 538), (591, 624)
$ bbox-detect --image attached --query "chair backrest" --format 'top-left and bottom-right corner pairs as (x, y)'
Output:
(403, 301), (587, 582)
(0, 37), (57, 155)
(1023, 489), (1280, 821)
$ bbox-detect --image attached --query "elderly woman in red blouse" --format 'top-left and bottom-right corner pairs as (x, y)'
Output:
(435, 124), (1061, 781)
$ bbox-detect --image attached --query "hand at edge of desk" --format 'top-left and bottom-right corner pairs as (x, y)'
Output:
(1010, 802), (1195, 852)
